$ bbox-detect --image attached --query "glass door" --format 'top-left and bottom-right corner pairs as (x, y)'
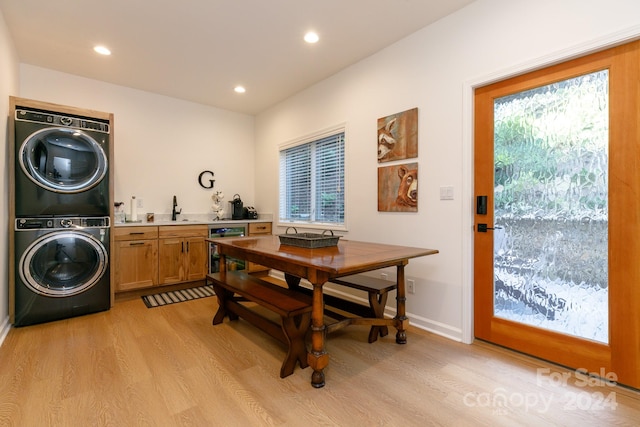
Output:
(474, 40), (640, 389)
(492, 70), (609, 343)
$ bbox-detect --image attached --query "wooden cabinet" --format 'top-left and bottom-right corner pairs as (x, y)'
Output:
(113, 222), (271, 293)
(114, 226), (159, 292)
(158, 225), (208, 285)
(247, 222), (272, 273)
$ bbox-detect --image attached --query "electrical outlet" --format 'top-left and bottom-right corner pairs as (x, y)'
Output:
(137, 198), (144, 208)
(407, 279), (416, 294)
(380, 273), (388, 281)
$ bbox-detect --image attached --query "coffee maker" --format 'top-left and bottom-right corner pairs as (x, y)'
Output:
(229, 194), (244, 220)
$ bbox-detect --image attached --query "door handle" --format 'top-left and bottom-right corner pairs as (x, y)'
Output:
(477, 223), (503, 232)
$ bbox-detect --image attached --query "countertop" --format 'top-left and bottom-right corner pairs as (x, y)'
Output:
(114, 217), (271, 227)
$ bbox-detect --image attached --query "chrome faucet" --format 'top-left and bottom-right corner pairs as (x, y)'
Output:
(172, 195), (182, 221)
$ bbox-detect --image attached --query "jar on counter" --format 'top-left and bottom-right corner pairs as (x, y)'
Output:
(114, 202), (125, 223)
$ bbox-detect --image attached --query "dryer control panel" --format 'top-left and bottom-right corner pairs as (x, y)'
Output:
(15, 109), (110, 133)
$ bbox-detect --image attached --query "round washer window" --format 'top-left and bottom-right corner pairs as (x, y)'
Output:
(19, 231), (108, 297)
(19, 127), (107, 193)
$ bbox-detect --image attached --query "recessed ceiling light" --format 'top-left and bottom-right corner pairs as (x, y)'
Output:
(234, 86), (246, 94)
(93, 45), (111, 55)
(304, 32), (319, 44)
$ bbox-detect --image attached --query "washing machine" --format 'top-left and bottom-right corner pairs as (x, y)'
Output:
(14, 107), (110, 217)
(14, 216), (111, 326)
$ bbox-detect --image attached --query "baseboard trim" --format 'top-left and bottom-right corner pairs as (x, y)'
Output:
(268, 271), (464, 342)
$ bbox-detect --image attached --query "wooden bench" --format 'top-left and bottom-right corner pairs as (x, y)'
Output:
(286, 273), (397, 343)
(207, 271), (312, 378)
(330, 275), (397, 343)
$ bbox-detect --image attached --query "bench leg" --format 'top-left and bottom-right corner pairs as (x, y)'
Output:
(211, 285), (238, 324)
(367, 291), (390, 343)
(279, 312), (311, 378)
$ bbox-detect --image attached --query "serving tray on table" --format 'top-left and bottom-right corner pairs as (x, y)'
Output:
(278, 227), (340, 248)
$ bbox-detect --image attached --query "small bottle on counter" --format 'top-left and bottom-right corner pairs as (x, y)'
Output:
(114, 202), (125, 223)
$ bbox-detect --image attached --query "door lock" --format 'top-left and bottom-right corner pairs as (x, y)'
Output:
(476, 196), (488, 215)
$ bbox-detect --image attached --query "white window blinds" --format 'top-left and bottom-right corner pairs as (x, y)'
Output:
(279, 130), (345, 226)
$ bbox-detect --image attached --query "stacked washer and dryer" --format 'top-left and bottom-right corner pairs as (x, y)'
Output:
(10, 98), (113, 326)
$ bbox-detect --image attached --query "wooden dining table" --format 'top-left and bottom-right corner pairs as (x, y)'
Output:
(209, 234), (439, 388)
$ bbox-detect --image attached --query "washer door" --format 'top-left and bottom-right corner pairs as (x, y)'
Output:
(19, 127), (107, 193)
(19, 231), (108, 297)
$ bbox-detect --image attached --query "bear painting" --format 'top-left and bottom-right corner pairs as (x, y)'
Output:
(377, 108), (418, 163)
(378, 162), (418, 212)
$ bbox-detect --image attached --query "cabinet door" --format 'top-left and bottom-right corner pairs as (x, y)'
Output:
(185, 236), (207, 281)
(158, 238), (186, 285)
(114, 240), (158, 291)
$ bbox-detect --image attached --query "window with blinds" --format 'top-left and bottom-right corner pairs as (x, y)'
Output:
(279, 128), (345, 227)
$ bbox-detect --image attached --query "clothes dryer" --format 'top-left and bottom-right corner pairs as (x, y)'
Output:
(14, 108), (110, 217)
(14, 216), (111, 326)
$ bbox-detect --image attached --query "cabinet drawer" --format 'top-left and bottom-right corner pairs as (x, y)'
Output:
(159, 225), (208, 238)
(114, 226), (158, 241)
(248, 222), (272, 235)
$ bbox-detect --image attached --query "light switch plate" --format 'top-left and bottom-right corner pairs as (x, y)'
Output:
(440, 186), (454, 200)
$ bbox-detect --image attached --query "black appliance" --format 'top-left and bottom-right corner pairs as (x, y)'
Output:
(13, 216), (111, 326)
(14, 108), (110, 217)
(229, 194), (244, 220)
(243, 206), (258, 219)
(209, 224), (246, 273)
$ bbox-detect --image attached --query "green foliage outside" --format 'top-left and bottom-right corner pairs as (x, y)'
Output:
(493, 70), (608, 221)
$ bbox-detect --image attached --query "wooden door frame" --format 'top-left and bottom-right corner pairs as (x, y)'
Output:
(469, 40), (640, 388)
(461, 31), (640, 346)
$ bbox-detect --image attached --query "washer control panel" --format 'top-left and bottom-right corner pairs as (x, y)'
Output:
(16, 217), (110, 230)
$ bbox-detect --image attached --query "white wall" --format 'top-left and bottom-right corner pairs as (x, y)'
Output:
(255, 0), (640, 341)
(0, 7), (19, 342)
(19, 65), (256, 219)
(6, 0), (640, 344)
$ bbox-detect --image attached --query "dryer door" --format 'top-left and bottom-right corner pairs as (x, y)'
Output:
(19, 127), (108, 193)
(19, 231), (108, 297)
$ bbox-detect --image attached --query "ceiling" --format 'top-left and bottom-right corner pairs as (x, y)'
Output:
(0, 0), (475, 115)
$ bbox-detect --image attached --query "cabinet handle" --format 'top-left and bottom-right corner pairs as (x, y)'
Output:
(187, 241), (190, 252)
(181, 242), (184, 253)
(129, 242), (145, 246)
(129, 232), (145, 235)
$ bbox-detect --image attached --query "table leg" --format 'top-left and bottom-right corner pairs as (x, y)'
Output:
(284, 272), (329, 387)
(308, 281), (329, 388)
(395, 263), (410, 344)
(219, 252), (226, 278)
(212, 252), (228, 325)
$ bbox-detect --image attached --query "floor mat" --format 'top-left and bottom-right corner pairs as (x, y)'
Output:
(141, 285), (215, 308)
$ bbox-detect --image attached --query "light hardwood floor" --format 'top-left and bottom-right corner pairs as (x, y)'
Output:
(1, 294), (638, 426)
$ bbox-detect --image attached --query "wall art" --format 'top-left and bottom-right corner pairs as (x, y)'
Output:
(377, 107), (418, 163)
(378, 162), (418, 212)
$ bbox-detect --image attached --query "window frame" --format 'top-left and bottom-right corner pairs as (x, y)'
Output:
(278, 123), (347, 231)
